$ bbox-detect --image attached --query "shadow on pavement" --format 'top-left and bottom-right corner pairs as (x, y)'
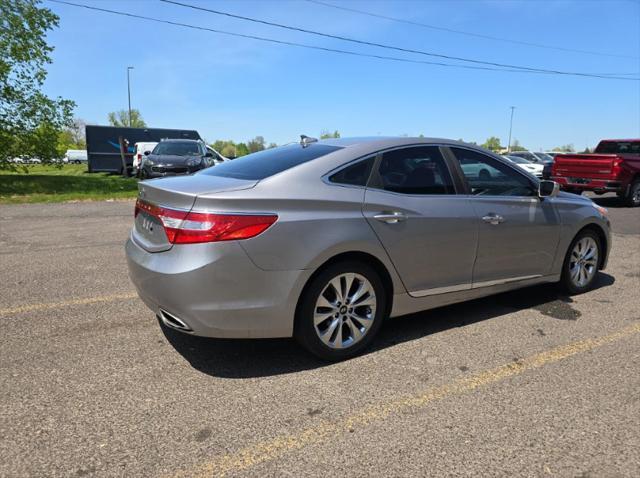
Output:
(161, 272), (615, 379)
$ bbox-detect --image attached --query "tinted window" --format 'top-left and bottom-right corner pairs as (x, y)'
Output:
(377, 146), (455, 195)
(152, 141), (201, 156)
(595, 141), (640, 155)
(201, 144), (342, 180)
(329, 157), (374, 186)
(451, 148), (535, 196)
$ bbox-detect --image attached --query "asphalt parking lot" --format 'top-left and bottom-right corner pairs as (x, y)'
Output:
(1, 193), (639, 477)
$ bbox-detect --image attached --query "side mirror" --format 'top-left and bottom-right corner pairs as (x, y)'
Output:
(204, 151), (214, 158)
(538, 180), (559, 198)
(143, 151), (151, 156)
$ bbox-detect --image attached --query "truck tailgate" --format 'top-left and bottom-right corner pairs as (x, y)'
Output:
(553, 154), (618, 178)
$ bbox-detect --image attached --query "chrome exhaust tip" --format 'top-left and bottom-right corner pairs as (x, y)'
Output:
(158, 309), (193, 332)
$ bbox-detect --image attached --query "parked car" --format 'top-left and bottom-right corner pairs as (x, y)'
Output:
(132, 142), (159, 173)
(126, 137), (611, 360)
(504, 155), (544, 178)
(508, 151), (553, 165)
(64, 149), (88, 164)
(206, 145), (229, 165)
(138, 139), (216, 179)
(551, 139), (640, 206)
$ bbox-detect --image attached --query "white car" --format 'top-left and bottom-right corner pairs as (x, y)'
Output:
(206, 145), (229, 165)
(504, 155), (544, 178)
(133, 142), (159, 172)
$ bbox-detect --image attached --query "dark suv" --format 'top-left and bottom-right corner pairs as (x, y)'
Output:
(139, 139), (215, 179)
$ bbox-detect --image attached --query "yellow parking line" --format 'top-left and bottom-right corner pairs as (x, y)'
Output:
(0, 293), (139, 317)
(174, 322), (640, 478)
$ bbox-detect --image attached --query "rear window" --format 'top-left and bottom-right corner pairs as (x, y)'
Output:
(201, 143), (342, 180)
(595, 141), (640, 155)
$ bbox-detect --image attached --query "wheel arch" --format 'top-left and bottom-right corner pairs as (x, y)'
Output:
(294, 251), (395, 328)
(573, 223), (609, 270)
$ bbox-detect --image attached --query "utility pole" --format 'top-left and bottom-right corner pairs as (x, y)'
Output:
(507, 106), (516, 153)
(127, 66), (134, 127)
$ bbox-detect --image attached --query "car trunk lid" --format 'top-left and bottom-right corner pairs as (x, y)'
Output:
(132, 175), (258, 252)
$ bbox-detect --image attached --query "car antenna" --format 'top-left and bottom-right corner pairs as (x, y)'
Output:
(300, 135), (318, 147)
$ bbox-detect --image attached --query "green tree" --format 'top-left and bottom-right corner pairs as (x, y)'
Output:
(107, 109), (146, 128)
(481, 136), (502, 152)
(246, 136), (265, 153)
(553, 144), (575, 152)
(267, 142), (277, 149)
(320, 130), (340, 139)
(509, 139), (527, 152)
(235, 142), (250, 157)
(1, 0), (75, 168)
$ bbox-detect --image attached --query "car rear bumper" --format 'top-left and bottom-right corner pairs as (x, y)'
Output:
(552, 176), (624, 193)
(125, 235), (312, 338)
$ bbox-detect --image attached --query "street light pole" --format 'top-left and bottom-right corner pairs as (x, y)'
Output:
(507, 106), (516, 153)
(127, 66), (134, 127)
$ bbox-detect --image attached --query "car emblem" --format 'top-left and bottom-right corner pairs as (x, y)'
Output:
(141, 216), (154, 232)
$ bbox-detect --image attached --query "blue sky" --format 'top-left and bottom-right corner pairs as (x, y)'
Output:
(44, 0), (640, 150)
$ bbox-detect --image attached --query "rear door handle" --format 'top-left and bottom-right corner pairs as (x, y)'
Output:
(482, 213), (504, 225)
(374, 212), (407, 224)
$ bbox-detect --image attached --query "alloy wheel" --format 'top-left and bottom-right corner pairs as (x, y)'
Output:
(569, 237), (599, 288)
(313, 273), (377, 349)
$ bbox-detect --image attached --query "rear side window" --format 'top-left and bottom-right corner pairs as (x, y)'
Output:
(377, 146), (455, 195)
(201, 144), (342, 180)
(329, 157), (374, 186)
(595, 141), (640, 155)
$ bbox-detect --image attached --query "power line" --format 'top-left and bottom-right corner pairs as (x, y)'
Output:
(160, 0), (639, 80)
(46, 0), (540, 75)
(48, 0), (639, 81)
(305, 0), (640, 60)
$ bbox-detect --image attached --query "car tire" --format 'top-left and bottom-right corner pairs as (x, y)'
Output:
(559, 230), (601, 295)
(294, 261), (387, 361)
(624, 180), (640, 207)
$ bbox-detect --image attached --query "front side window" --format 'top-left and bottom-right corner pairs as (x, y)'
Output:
(376, 146), (455, 195)
(329, 157), (375, 186)
(451, 147), (535, 197)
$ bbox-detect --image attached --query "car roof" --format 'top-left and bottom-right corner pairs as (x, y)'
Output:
(159, 138), (200, 143)
(317, 136), (474, 150)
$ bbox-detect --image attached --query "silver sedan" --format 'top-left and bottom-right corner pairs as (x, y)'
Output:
(126, 137), (611, 360)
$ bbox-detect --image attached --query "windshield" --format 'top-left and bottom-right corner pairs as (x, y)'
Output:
(200, 143), (342, 180)
(507, 156), (531, 164)
(533, 152), (553, 162)
(595, 141), (640, 155)
(152, 142), (201, 156)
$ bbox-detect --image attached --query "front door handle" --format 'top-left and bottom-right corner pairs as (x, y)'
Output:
(374, 212), (407, 224)
(482, 213), (504, 225)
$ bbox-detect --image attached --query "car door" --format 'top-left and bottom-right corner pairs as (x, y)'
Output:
(446, 146), (561, 286)
(362, 145), (478, 296)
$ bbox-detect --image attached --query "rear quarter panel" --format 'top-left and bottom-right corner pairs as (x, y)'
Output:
(191, 158), (406, 294)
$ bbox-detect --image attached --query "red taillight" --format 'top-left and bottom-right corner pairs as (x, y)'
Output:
(135, 199), (277, 244)
(137, 153), (142, 160)
(611, 158), (623, 177)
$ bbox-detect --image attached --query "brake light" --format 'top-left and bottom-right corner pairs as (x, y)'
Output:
(611, 158), (623, 177)
(135, 199), (277, 244)
(137, 153), (142, 160)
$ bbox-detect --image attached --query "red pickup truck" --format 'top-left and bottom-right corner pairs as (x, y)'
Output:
(551, 139), (640, 207)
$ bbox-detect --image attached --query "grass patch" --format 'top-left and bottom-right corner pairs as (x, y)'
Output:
(0, 164), (139, 204)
